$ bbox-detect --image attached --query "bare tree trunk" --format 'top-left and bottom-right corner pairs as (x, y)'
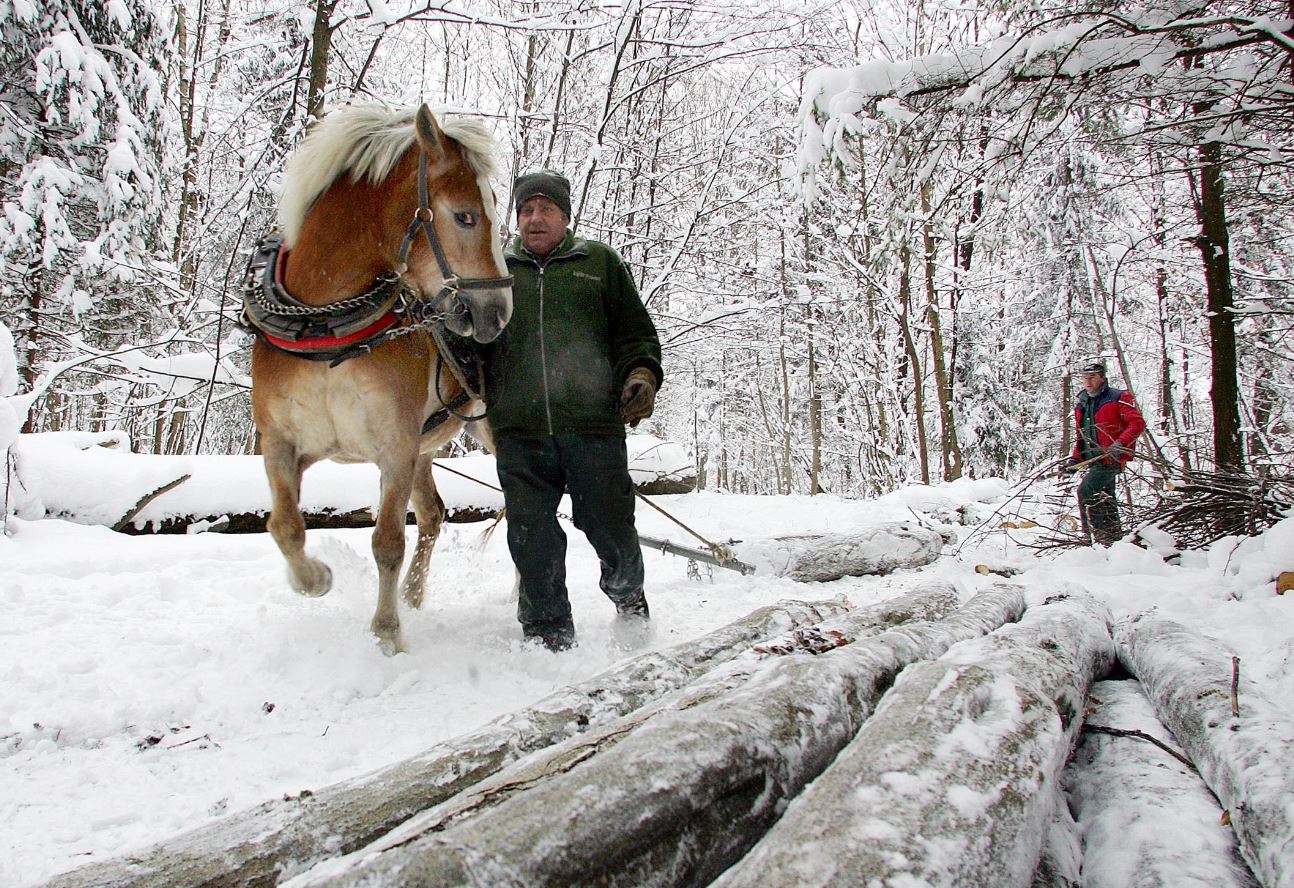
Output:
(305, 0), (337, 121)
(1061, 374), (1072, 460)
(898, 240), (930, 485)
(1192, 138), (1243, 471)
(18, 263), (42, 434)
(778, 231), (794, 494)
(1148, 150), (1191, 470)
(807, 310), (822, 494)
(921, 183), (962, 481)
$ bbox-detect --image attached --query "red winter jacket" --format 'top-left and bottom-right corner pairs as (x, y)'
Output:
(1071, 385), (1147, 466)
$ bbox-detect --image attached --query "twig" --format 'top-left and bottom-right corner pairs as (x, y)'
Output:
(1084, 724), (1197, 771)
(1231, 656), (1240, 717)
(113, 474), (192, 533)
(166, 733), (220, 750)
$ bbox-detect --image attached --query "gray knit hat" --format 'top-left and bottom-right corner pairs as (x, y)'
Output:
(513, 170), (572, 218)
(1079, 361), (1107, 375)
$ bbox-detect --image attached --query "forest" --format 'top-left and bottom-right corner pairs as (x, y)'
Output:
(2, 0), (1290, 501)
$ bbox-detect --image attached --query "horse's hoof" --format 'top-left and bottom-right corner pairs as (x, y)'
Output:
(291, 561), (332, 597)
(373, 626), (405, 657)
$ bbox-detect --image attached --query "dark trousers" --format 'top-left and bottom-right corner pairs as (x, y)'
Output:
(1078, 462), (1123, 545)
(495, 435), (645, 633)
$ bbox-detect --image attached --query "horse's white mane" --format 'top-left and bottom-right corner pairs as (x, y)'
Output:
(277, 104), (501, 246)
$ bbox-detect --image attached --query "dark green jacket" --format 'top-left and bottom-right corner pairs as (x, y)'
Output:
(484, 231), (663, 439)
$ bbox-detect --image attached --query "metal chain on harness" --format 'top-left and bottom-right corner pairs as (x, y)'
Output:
(243, 264), (404, 317)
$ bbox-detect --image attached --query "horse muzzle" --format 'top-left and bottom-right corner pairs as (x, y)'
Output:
(444, 285), (512, 344)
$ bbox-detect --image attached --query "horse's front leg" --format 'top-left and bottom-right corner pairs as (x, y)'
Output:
(262, 436), (332, 596)
(372, 454), (418, 655)
(402, 451), (445, 609)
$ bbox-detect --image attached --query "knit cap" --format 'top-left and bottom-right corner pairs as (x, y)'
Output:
(513, 170), (572, 218)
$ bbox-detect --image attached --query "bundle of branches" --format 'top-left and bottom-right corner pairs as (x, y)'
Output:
(1025, 458), (1294, 553)
(1131, 462), (1294, 551)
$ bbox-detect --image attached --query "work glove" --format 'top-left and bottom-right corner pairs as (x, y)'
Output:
(1059, 458), (1081, 476)
(1106, 443), (1131, 460)
(619, 367), (657, 428)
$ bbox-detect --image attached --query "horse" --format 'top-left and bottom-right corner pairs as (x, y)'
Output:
(247, 104), (512, 654)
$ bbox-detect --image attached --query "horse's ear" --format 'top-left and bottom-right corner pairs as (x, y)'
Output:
(415, 104), (448, 163)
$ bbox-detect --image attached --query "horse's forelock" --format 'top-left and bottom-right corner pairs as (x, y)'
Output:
(278, 106), (500, 246)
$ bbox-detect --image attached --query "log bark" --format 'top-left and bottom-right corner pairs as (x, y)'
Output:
(114, 504), (498, 535)
(744, 521), (945, 581)
(292, 584), (1024, 887)
(714, 585), (1114, 888)
(1029, 799), (1082, 888)
(1117, 614), (1294, 888)
(1064, 679), (1258, 888)
(45, 598), (856, 888)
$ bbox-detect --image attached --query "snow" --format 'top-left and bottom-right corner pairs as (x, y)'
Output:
(1, 439), (1291, 886)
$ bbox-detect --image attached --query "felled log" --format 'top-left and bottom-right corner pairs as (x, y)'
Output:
(715, 586), (1114, 888)
(14, 431), (693, 534)
(116, 503), (499, 535)
(291, 584), (1024, 888)
(45, 598), (855, 888)
(742, 520), (945, 581)
(1118, 614), (1294, 888)
(1065, 679), (1258, 888)
(1030, 800), (1082, 888)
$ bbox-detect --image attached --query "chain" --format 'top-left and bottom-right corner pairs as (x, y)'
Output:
(242, 270), (404, 317)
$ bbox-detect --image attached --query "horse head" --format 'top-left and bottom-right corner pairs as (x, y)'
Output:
(402, 105), (513, 344)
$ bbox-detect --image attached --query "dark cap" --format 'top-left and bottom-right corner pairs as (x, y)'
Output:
(1079, 361), (1107, 375)
(513, 170), (572, 218)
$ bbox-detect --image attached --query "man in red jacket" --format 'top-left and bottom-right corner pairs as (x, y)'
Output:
(1063, 361), (1147, 545)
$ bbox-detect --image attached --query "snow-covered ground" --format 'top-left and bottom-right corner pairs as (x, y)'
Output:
(2, 445), (1291, 886)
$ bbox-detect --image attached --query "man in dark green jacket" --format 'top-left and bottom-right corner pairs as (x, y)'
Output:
(484, 170), (663, 652)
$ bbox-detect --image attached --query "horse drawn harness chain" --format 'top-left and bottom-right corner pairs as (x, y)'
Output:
(240, 145), (512, 427)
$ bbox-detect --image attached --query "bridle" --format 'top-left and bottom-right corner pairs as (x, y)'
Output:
(395, 145), (514, 330)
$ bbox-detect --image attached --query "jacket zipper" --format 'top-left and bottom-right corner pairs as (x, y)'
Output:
(537, 262), (555, 435)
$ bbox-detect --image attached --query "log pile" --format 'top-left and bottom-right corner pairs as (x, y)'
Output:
(715, 587), (1113, 887)
(44, 589), (1292, 888)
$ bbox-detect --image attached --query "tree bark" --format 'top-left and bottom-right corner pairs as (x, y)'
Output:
(1117, 614), (1294, 888)
(305, 0), (337, 121)
(1192, 138), (1244, 470)
(922, 182), (963, 481)
(716, 587), (1113, 888)
(898, 239), (930, 484)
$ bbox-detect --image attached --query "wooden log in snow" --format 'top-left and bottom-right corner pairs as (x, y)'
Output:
(715, 585), (1114, 888)
(1117, 614), (1294, 888)
(45, 598), (860, 888)
(1065, 679), (1258, 888)
(743, 520), (945, 581)
(292, 584), (1024, 888)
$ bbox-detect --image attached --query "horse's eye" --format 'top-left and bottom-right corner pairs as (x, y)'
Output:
(454, 211), (477, 228)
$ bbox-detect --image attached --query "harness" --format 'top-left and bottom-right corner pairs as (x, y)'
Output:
(241, 145), (512, 427)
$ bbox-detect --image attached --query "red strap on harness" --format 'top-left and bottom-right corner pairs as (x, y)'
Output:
(261, 312), (400, 352)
